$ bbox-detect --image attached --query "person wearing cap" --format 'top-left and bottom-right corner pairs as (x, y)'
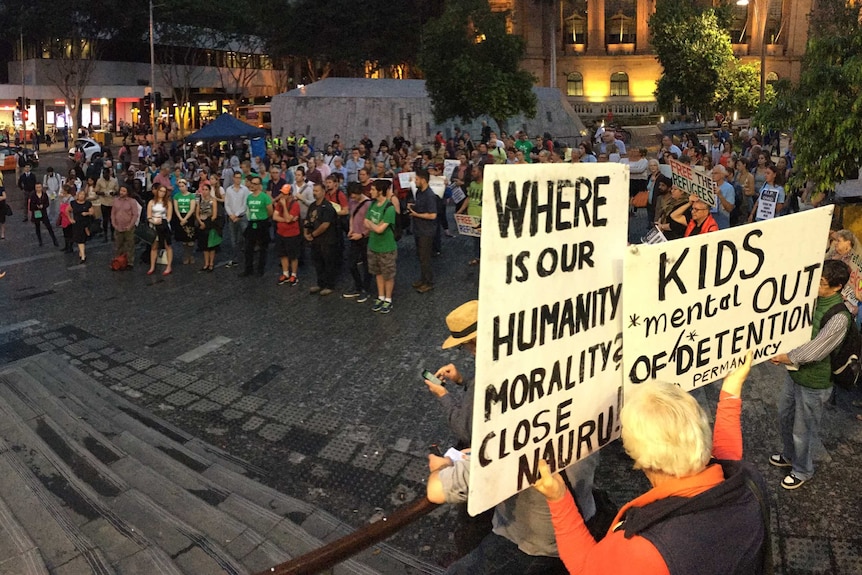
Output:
(273, 183), (301, 285)
(426, 300), (600, 574)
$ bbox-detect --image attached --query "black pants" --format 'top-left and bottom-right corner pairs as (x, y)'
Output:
(101, 205), (114, 238)
(243, 220), (270, 274)
(34, 218), (57, 245)
(348, 237), (371, 292)
(311, 241), (339, 289)
(417, 235), (434, 284)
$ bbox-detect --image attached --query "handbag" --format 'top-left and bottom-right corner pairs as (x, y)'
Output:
(207, 228), (223, 248)
(3, 203), (12, 217)
(630, 191), (649, 209)
(136, 224), (157, 245)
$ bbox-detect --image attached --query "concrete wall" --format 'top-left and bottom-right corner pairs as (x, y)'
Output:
(270, 79), (587, 151)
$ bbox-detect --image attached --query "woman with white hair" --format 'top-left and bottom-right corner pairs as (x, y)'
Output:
(533, 353), (769, 575)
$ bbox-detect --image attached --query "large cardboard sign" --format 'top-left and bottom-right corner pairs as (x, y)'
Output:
(469, 163), (628, 516)
(669, 159), (716, 206)
(623, 207), (834, 392)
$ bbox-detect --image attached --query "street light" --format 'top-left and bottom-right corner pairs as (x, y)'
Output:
(737, 0), (766, 103)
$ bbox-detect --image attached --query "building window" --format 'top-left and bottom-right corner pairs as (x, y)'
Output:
(567, 72), (584, 96)
(562, 0), (588, 45)
(729, 3), (750, 43)
(764, 0), (785, 44)
(766, 71), (779, 85)
(606, 0), (636, 44)
(610, 72), (629, 97)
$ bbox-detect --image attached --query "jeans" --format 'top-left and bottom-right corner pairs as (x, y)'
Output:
(228, 216), (248, 262)
(101, 205), (114, 238)
(243, 220), (270, 274)
(417, 235), (434, 284)
(34, 218), (57, 245)
(348, 237), (370, 292)
(778, 372), (832, 480)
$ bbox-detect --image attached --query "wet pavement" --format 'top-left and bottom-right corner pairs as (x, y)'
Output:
(1, 154), (860, 574)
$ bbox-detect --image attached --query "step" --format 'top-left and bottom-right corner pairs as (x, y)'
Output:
(0, 495), (49, 575)
(17, 355), (388, 573)
(0, 369), (241, 575)
(0, 378), (188, 575)
(10, 361), (375, 574)
(11, 354), (440, 574)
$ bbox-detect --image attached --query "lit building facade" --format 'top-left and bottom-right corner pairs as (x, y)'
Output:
(499, 0), (813, 118)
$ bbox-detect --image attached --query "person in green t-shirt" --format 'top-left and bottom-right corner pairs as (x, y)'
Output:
(364, 180), (398, 314)
(239, 175), (274, 277)
(464, 165), (483, 266)
(513, 131), (534, 163)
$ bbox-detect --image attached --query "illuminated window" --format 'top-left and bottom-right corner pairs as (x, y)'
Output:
(606, 0), (636, 44)
(610, 72), (629, 97)
(567, 72), (584, 96)
(766, 71), (779, 85)
(563, 0), (588, 45)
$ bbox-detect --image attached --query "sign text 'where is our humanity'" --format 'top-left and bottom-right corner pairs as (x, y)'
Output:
(623, 206), (834, 392)
(468, 163), (628, 516)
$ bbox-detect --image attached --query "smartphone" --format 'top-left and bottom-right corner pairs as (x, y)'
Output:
(422, 369), (444, 386)
(429, 443), (443, 457)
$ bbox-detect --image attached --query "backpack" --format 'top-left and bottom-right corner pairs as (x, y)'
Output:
(822, 303), (861, 390)
(383, 200), (402, 241)
(110, 253), (128, 271)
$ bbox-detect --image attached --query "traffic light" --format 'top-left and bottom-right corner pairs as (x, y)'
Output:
(15, 97), (23, 109)
(154, 92), (162, 110)
(25, 99), (31, 107)
(143, 94), (151, 108)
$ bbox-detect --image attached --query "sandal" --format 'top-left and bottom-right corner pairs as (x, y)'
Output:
(468, 258), (480, 266)
(856, 414), (862, 422)
(851, 400), (862, 408)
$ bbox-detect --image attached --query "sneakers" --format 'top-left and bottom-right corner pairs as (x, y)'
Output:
(380, 301), (392, 314)
(287, 275), (298, 286)
(371, 299), (384, 312)
(356, 292), (370, 303)
(277, 274), (290, 285)
(224, 260), (235, 268)
(415, 283), (434, 294)
(309, 286), (322, 294)
(769, 454), (792, 468)
(781, 473), (807, 490)
(342, 289), (361, 299)
(319, 288), (333, 296)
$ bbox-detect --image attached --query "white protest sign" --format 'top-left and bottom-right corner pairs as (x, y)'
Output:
(669, 158), (716, 206)
(756, 185), (780, 221)
(429, 175), (446, 198)
(642, 225), (668, 244)
(443, 159), (460, 182)
(455, 214), (481, 237)
(623, 206), (833, 392)
(398, 171), (415, 190)
(469, 163), (628, 516)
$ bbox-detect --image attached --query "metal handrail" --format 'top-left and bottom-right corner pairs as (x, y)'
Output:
(253, 497), (439, 575)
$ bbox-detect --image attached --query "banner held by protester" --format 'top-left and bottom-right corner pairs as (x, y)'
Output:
(469, 163), (628, 516)
(623, 206), (834, 392)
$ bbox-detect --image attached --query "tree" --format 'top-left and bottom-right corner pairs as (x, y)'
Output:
(714, 61), (766, 119)
(418, 0), (537, 131)
(759, 0), (862, 194)
(5, 0), (137, 138)
(650, 0), (735, 119)
(265, 0), (440, 82)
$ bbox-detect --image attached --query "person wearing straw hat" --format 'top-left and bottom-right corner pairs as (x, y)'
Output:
(424, 300), (479, 448)
(425, 301), (601, 574)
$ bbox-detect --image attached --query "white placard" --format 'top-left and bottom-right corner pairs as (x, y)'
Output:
(468, 163), (629, 516)
(454, 214), (481, 237)
(756, 185), (780, 221)
(429, 175), (446, 198)
(642, 225), (668, 244)
(398, 171), (415, 189)
(623, 206), (834, 392)
(443, 159), (460, 182)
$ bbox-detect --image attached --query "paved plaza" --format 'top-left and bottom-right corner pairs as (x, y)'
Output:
(0, 152), (861, 574)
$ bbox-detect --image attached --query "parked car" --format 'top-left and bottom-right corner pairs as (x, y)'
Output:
(68, 138), (102, 162)
(0, 145), (39, 171)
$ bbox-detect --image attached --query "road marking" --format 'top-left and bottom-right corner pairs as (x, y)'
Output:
(53, 279), (72, 286)
(0, 252), (59, 267)
(0, 319), (40, 335)
(176, 336), (232, 363)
